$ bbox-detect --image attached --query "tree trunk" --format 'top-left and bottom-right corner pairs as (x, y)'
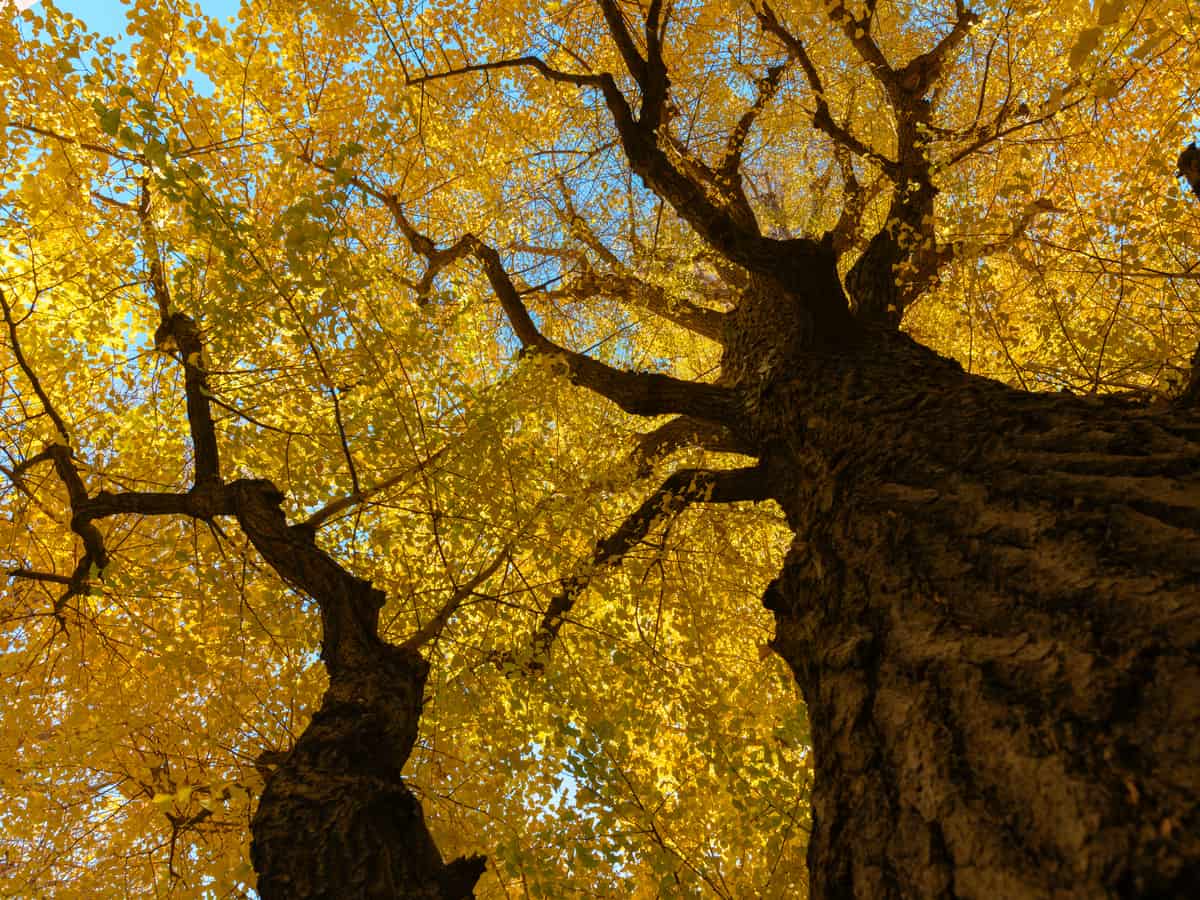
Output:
(748, 324), (1200, 898)
(227, 479), (486, 899)
(250, 646), (486, 899)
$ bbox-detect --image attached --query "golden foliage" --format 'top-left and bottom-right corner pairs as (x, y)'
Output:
(0, 0), (1196, 895)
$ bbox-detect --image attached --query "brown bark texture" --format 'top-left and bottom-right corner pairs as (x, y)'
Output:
(249, 648), (485, 900)
(234, 481), (487, 899)
(724, 259), (1200, 899)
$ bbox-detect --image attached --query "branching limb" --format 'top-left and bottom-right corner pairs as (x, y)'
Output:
(944, 89), (1085, 167)
(2, 274), (225, 609)
(570, 266), (728, 342)
(596, 0), (650, 96)
(409, 52), (781, 271)
(343, 179), (737, 421)
(897, 2), (978, 99)
(4, 460), (232, 606)
(155, 313), (222, 485)
(541, 181), (730, 341)
(630, 416), (755, 476)
(469, 237), (736, 420)
(821, 0), (976, 109)
(303, 158), (474, 304)
(139, 185), (222, 487)
(755, 4), (898, 176)
(401, 45), (852, 331)
(400, 544), (512, 652)
(525, 463), (770, 669)
(304, 446), (450, 531)
(1, 290), (95, 609)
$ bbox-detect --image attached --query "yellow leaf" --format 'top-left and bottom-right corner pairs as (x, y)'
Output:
(1068, 27), (1103, 70)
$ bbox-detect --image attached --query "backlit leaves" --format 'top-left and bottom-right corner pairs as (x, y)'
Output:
(1, 0), (1197, 896)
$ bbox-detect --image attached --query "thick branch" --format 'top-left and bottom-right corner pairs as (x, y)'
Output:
(138, 184), (221, 485)
(898, 3), (978, 98)
(229, 478), (386, 667)
(469, 237), (736, 420)
(46, 444), (109, 600)
(572, 267), (728, 342)
(597, 0), (649, 89)
(361, 184), (738, 420)
(154, 313), (222, 486)
(75, 488), (223, 522)
(409, 53), (851, 333)
(8, 569), (73, 585)
(631, 416), (756, 476)
(638, 0), (670, 132)
(826, 0), (899, 101)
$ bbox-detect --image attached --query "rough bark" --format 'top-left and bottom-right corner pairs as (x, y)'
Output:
(724, 265), (1200, 898)
(250, 646), (485, 899)
(234, 480), (487, 899)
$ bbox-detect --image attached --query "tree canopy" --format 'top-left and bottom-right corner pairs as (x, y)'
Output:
(1, 0), (1197, 897)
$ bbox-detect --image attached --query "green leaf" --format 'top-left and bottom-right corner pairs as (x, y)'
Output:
(93, 102), (121, 136)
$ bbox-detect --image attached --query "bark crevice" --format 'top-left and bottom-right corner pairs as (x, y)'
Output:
(750, 325), (1199, 899)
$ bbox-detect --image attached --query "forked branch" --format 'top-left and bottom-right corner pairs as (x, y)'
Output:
(755, 3), (898, 176)
(525, 464), (770, 670)
(631, 416), (755, 476)
(139, 185), (222, 486)
(358, 181), (738, 422)
(470, 238), (735, 420)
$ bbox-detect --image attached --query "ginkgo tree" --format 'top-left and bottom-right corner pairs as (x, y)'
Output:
(1, 0), (1197, 897)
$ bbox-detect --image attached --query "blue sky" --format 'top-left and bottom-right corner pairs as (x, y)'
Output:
(43, 0), (242, 36)
(19, 0), (245, 93)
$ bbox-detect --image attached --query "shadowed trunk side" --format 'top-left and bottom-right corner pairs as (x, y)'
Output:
(745, 323), (1200, 898)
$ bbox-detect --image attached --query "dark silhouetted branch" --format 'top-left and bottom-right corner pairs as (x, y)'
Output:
(756, 4), (898, 176)
(631, 417), (756, 476)
(526, 464), (770, 669)
(155, 313), (222, 486)
(0, 289), (71, 444)
(469, 237), (736, 420)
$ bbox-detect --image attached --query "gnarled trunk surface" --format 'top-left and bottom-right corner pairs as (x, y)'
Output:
(229, 480), (486, 899)
(251, 238), (1197, 899)
(250, 647), (485, 900)
(728, 260), (1200, 897)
